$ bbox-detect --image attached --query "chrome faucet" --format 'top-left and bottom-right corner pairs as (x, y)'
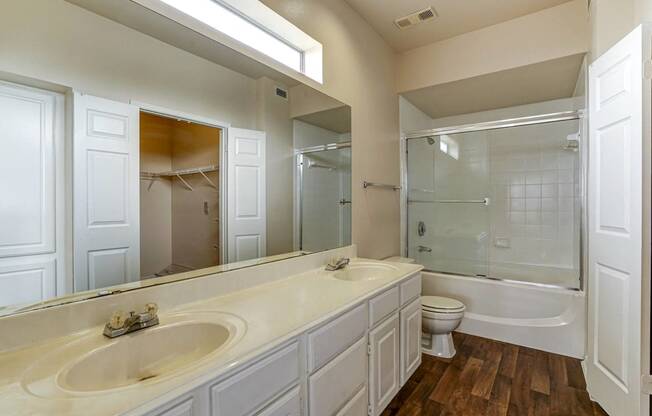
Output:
(325, 257), (350, 271)
(103, 303), (159, 338)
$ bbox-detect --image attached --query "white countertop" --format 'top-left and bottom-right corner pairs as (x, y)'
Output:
(0, 258), (421, 416)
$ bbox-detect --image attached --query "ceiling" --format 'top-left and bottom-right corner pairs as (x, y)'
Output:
(402, 53), (585, 120)
(344, 0), (574, 52)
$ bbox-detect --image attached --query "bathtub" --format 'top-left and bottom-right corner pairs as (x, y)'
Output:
(422, 271), (586, 358)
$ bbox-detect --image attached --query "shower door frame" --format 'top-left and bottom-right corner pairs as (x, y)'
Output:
(295, 141), (352, 251)
(402, 110), (587, 291)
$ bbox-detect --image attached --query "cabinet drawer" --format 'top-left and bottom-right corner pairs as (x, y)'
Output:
(309, 337), (367, 416)
(335, 386), (367, 416)
(256, 386), (300, 416)
(152, 398), (194, 416)
(308, 303), (367, 372)
(400, 274), (421, 306)
(369, 286), (399, 328)
(211, 341), (299, 416)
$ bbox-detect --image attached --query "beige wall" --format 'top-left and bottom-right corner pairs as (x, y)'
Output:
(396, 0), (590, 93)
(590, 0), (652, 59)
(263, 0), (401, 259)
(255, 77), (294, 255)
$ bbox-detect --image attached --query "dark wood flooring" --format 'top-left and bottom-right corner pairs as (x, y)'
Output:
(382, 332), (609, 416)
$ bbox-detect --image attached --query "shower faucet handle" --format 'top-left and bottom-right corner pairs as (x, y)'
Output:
(418, 245), (432, 253)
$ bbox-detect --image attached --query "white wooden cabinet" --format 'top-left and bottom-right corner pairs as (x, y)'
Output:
(141, 272), (422, 416)
(400, 297), (422, 385)
(368, 314), (400, 416)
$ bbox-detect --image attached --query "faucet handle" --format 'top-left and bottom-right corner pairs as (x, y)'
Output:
(144, 303), (158, 316)
(108, 310), (129, 330)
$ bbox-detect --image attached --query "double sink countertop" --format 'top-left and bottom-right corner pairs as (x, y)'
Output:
(0, 258), (422, 416)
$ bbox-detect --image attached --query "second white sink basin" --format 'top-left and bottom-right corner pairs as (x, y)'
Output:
(330, 262), (399, 282)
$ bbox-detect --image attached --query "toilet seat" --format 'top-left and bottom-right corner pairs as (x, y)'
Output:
(421, 296), (465, 313)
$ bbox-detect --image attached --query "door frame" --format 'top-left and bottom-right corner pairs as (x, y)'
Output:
(130, 100), (231, 264)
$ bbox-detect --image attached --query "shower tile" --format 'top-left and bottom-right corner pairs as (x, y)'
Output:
(559, 197), (574, 211)
(541, 170), (558, 184)
(541, 198), (557, 211)
(526, 184), (541, 198)
(541, 184), (557, 198)
(558, 169), (574, 183)
(526, 211), (541, 224)
(526, 172), (542, 184)
(541, 225), (557, 239)
(510, 212), (525, 224)
(559, 183), (574, 198)
(526, 198), (541, 211)
(510, 185), (525, 198)
(526, 224), (542, 236)
(511, 198), (526, 211)
(541, 212), (556, 225)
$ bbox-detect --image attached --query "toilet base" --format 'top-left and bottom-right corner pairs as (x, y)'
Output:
(421, 332), (456, 358)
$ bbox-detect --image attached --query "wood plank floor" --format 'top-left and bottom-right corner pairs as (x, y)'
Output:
(382, 333), (609, 416)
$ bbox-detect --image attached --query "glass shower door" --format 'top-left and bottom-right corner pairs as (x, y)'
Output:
(300, 147), (351, 252)
(406, 118), (581, 289)
(407, 134), (490, 276)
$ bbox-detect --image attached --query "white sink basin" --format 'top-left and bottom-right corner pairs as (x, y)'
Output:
(22, 312), (246, 397)
(59, 321), (230, 393)
(330, 262), (399, 282)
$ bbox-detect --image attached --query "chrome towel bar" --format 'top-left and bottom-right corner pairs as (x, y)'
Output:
(408, 197), (490, 206)
(363, 181), (401, 190)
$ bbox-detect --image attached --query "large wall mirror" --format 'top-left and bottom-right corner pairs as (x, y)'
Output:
(0, 0), (351, 316)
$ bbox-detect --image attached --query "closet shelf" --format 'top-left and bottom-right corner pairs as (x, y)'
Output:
(140, 164), (219, 178)
(140, 164), (219, 191)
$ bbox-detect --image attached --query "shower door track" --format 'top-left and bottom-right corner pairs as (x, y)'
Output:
(402, 109), (587, 291)
(404, 110), (583, 140)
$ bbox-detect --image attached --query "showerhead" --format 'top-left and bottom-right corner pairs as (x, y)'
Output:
(426, 137), (435, 145)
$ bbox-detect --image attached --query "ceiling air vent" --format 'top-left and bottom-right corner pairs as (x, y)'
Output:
(394, 7), (437, 30)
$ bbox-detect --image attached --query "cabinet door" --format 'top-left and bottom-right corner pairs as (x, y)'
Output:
(368, 314), (399, 416)
(400, 297), (422, 385)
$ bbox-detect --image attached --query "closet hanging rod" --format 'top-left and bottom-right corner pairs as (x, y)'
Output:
(363, 181), (401, 190)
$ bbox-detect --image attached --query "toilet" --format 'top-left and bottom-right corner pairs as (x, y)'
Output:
(383, 257), (466, 358)
(421, 295), (465, 358)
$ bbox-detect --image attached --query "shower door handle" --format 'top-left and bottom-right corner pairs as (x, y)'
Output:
(338, 199), (352, 205)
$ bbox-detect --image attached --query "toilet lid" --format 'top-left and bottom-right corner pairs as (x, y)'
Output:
(421, 296), (465, 312)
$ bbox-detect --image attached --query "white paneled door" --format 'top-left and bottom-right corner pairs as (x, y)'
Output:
(587, 25), (651, 416)
(73, 93), (140, 291)
(226, 128), (266, 263)
(0, 82), (65, 306)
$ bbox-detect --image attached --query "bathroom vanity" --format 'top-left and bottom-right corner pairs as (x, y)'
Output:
(0, 248), (422, 416)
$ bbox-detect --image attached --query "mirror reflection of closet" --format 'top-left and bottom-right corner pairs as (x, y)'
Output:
(139, 112), (221, 279)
